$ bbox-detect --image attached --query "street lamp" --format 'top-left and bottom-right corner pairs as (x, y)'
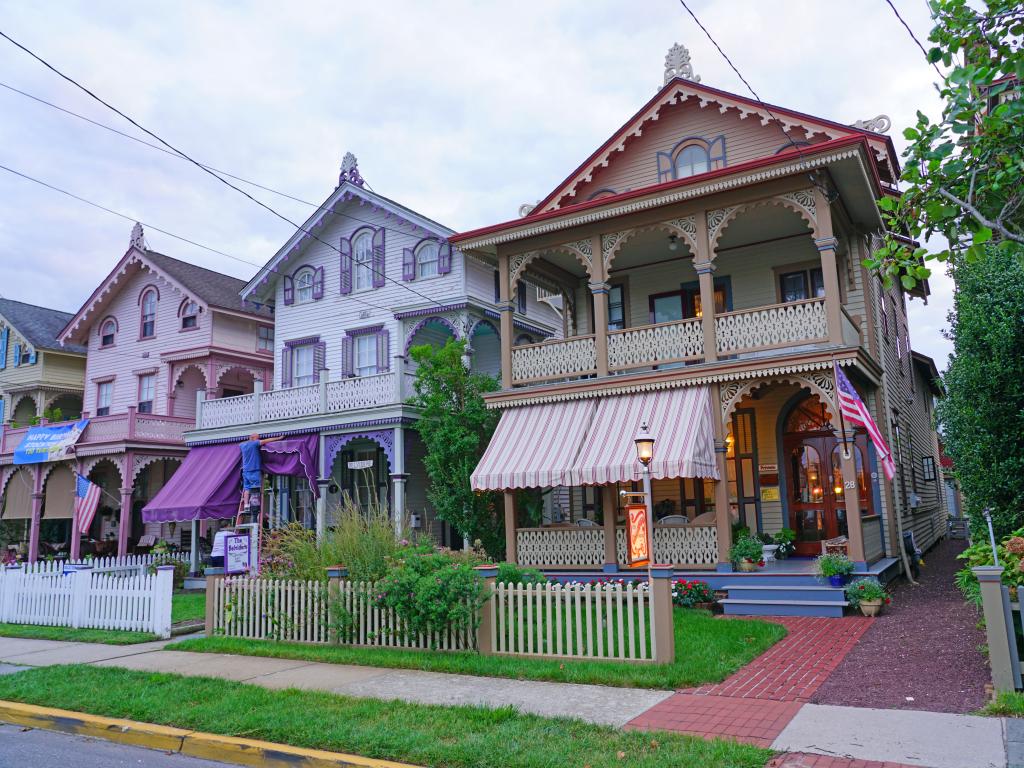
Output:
(634, 423), (656, 572)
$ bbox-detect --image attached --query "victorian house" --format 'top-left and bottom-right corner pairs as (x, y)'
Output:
(184, 155), (562, 545)
(461, 46), (945, 616)
(0, 224), (274, 561)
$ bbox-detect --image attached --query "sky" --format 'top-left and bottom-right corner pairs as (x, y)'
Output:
(0, 0), (952, 367)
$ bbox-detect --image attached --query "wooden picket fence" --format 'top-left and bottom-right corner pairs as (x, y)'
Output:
(0, 565), (174, 637)
(21, 553), (189, 576)
(489, 582), (654, 661)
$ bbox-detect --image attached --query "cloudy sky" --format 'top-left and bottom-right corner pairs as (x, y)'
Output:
(0, 0), (952, 365)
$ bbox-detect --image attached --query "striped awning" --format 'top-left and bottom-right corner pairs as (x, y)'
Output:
(569, 386), (718, 485)
(470, 399), (597, 491)
(470, 385), (718, 491)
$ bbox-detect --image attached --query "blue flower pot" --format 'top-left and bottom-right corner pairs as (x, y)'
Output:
(828, 574), (846, 588)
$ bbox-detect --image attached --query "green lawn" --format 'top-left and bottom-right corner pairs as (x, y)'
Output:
(0, 623), (158, 645)
(171, 591), (205, 625)
(0, 665), (771, 768)
(169, 608), (786, 689)
(980, 690), (1024, 717)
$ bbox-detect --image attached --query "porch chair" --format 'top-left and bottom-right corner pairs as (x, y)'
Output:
(821, 536), (849, 557)
(658, 514), (689, 525)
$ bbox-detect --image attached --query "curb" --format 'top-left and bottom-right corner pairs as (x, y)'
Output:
(0, 700), (422, 768)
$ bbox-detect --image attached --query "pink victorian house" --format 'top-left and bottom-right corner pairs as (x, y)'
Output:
(0, 224), (274, 561)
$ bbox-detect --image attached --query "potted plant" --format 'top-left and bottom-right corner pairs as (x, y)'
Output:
(757, 532), (779, 562)
(730, 536), (765, 572)
(816, 553), (855, 587)
(845, 578), (890, 616)
(773, 528), (796, 560)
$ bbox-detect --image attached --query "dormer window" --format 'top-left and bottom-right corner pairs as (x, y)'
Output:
(295, 267), (315, 303)
(181, 301), (199, 330)
(100, 319), (117, 347)
(416, 241), (440, 279)
(140, 289), (157, 338)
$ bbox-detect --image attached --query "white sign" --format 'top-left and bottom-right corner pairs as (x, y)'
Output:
(224, 533), (251, 575)
(758, 463), (778, 474)
(347, 459), (374, 470)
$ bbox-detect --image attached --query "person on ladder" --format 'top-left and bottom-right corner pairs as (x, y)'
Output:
(238, 433), (281, 526)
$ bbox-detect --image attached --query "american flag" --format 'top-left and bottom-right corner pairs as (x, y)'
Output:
(74, 473), (101, 535)
(834, 362), (896, 480)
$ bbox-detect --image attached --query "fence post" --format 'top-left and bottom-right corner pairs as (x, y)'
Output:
(649, 565), (676, 665)
(326, 565), (348, 644)
(205, 567), (225, 636)
(153, 565), (175, 639)
(474, 565), (498, 655)
(974, 566), (1018, 691)
(69, 567), (93, 629)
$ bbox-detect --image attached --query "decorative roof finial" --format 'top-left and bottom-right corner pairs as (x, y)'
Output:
(851, 114), (892, 134)
(664, 42), (699, 85)
(129, 222), (147, 250)
(339, 152), (365, 187)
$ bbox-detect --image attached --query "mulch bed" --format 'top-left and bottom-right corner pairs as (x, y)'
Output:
(811, 538), (991, 713)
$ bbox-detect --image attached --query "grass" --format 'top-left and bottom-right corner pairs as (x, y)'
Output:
(0, 623), (157, 645)
(979, 690), (1024, 717)
(0, 665), (772, 768)
(171, 591), (205, 625)
(169, 608), (786, 689)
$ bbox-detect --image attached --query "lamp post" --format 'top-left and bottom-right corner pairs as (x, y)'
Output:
(634, 423), (656, 574)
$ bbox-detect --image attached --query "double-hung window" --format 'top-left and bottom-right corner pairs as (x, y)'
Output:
(101, 320), (116, 347)
(355, 335), (378, 376)
(416, 242), (440, 279)
(140, 290), (157, 338)
(292, 345), (315, 387)
(137, 374), (155, 414)
(778, 267), (825, 303)
(258, 326), (274, 352)
(608, 284), (626, 330)
(181, 301), (199, 329)
(295, 268), (315, 303)
(353, 232), (374, 290)
(96, 382), (112, 417)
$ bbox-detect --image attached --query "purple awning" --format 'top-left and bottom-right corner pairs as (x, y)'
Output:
(261, 435), (319, 499)
(142, 444), (241, 523)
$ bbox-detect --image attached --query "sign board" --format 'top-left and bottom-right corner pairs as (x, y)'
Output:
(13, 419), (89, 464)
(624, 503), (650, 567)
(224, 533), (251, 575)
(347, 460), (375, 470)
(760, 486), (780, 502)
(758, 463), (778, 474)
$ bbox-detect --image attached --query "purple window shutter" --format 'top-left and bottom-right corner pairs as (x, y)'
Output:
(313, 340), (326, 383)
(341, 336), (354, 377)
(438, 241), (452, 274)
(403, 247), (416, 281)
(312, 266), (324, 300)
(372, 228), (386, 288)
(339, 237), (352, 295)
(280, 347), (293, 387)
(283, 275), (294, 305)
(376, 329), (390, 373)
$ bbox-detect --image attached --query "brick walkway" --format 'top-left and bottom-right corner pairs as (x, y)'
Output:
(627, 616), (873, 747)
(768, 754), (922, 768)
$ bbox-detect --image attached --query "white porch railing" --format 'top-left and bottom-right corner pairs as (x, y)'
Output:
(607, 318), (704, 371)
(715, 298), (828, 355)
(616, 525), (718, 568)
(516, 527), (605, 567)
(510, 336), (597, 385)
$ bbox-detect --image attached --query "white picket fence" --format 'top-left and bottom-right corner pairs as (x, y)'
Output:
(490, 582), (654, 661)
(0, 565), (174, 637)
(211, 578), (475, 650)
(21, 552), (189, 576)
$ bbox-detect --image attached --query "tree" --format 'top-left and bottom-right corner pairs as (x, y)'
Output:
(936, 245), (1024, 540)
(408, 339), (504, 558)
(867, 0), (1023, 288)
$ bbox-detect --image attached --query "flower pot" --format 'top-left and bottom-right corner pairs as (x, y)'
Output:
(761, 544), (779, 562)
(828, 574), (847, 588)
(859, 598), (883, 617)
(693, 601), (715, 612)
(737, 560), (758, 572)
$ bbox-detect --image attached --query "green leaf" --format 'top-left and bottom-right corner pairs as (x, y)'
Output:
(900, 274), (917, 291)
(973, 226), (993, 244)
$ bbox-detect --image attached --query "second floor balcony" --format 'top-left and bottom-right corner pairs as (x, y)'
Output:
(0, 409), (193, 457)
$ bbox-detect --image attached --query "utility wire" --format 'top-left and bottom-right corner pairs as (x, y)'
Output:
(883, 0), (946, 82)
(0, 161), (392, 313)
(0, 29), (453, 313)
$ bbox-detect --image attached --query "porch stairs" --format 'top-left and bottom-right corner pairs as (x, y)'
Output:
(719, 581), (848, 618)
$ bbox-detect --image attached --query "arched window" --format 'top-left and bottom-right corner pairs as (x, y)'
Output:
(416, 241), (440, 279)
(674, 143), (710, 178)
(140, 289), (157, 338)
(100, 319), (117, 347)
(656, 136), (726, 183)
(586, 188), (617, 201)
(785, 398), (832, 433)
(295, 267), (315, 303)
(353, 231), (373, 290)
(180, 301), (199, 330)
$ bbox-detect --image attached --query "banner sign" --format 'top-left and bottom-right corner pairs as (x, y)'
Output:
(625, 503), (651, 567)
(225, 533), (251, 575)
(13, 419), (89, 465)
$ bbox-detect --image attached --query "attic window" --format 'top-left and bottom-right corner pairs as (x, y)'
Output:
(657, 136), (726, 183)
(295, 267), (316, 303)
(100, 319), (117, 347)
(181, 301), (199, 330)
(140, 288), (157, 338)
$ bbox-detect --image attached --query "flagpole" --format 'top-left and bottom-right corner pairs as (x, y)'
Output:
(833, 360), (852, 460)
(75, 472), (121, 508)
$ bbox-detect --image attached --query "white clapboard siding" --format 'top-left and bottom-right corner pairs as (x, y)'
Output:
(0, 566), (173, 637)
(491, 582), (653, 662)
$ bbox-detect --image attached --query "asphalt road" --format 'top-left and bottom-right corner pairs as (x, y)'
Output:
(0, 724), (232, 767)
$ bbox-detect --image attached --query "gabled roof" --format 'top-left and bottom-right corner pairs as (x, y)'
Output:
(59, 244), (269, 345)
(0, 298), (86, 355)
(242, 180), (454, 302)
(911, 350), (943, 395)
(530, 77), (899, 215)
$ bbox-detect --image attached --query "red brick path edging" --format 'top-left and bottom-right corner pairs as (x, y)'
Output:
(627, 616), (873, 747)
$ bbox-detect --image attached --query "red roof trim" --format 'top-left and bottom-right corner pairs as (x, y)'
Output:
(527, 77), (898, 214)
(451, 134), (877, 244)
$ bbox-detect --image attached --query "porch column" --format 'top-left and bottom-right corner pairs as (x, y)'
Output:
(70, 459), (84, 560)
(694, 262), (718, 362)
(117, 485), (132, 557)
(392, 425), (406, 537)
(503, 491), (517, 563)
(165, 362), (176, 415)
(315, 479), (329, 542)
(711, 383), (732, 570)
(590, 281), (611, 377)
(601, 485), (618, 571)
(837, 433), (867, 565)
(497, 252), (514, 389)
(190, 519), (200, 575)
(27, 465), (43, 562)
(813, 187), (844, 346)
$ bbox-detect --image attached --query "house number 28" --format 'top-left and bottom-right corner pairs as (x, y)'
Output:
(844, 480), (856, 489)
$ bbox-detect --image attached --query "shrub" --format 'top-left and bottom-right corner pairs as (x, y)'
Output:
(845, 578), (889, 609)
(773, 528), (796, 559)
(955, 525), (1024, 605)
(672, 579), (715, 608)
(816, 553), (855, 579)
(729, 536), (763, 565)
(148, 553), (188, 589)
(496, 562), (546, 585)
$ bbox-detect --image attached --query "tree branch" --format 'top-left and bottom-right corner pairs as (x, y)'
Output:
(937, 186), (1024, 243)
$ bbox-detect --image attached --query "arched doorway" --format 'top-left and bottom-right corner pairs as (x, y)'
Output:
(1, 467), (34, 557)
(41, 465), (76, 558)
(83, 459), (122, 556)
(781, 395), (873, 556)
(329, 438), (390, 516)
(11, 395), (37, 426)
(173, 366), (207, 419)
(469, 320), (501, 378)
(218, 367), (257, 399)
(47, 393), (83, 421)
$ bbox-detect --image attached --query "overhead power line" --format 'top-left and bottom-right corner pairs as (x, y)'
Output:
(883, 0), (946, 82)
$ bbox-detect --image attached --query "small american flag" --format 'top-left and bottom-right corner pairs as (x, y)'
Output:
(75, 473), (101, 535)
(834, 362), (896, 480)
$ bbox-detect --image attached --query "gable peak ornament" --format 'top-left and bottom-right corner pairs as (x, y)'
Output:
(664, 42), (700, 85)
(129, 222), (147, 250)
(851, 114), (892, 134)
(339, 152), (365, 187)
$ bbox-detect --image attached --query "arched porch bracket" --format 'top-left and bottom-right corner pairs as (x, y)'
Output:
(131, 454), (181, 485)
(601, 215), (699, 273)
(324, 430), (396, 473)
(719, 371), (839, 432)
(708, 190), (819, 254)
(403, 315), (463, 355)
